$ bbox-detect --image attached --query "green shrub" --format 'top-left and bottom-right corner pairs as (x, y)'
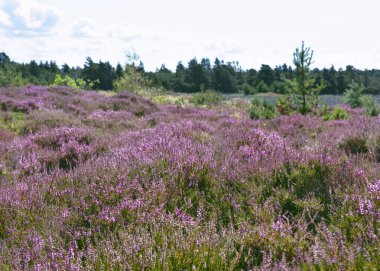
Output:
(323, 107), (349, 121)
(272, 81), (288, 94)
(276, 96), (294, 115)
(241, 83), (257, 95)
(343, 81), (365, 108)
(20, 110), (80, 134)
(249, 96), (277, 119)
(0, 112), (25, 132)
(51, 74), (86, 89)
(360, 95), (380, 116)
(190, 89), (222, 106)
(256, 80), (270, 93)
(339, 136), (369, 155)
(113, 65), (152, 95)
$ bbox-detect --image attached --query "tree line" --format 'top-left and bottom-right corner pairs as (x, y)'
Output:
(1, 51), (380, 94)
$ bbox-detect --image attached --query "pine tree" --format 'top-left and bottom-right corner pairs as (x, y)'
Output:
(290, 41), (322, 114)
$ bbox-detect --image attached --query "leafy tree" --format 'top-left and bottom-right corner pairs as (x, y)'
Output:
(212, 60), (237, 93)
(336, 69), (347, 94)
(0, 62), (25, 87)
(115, 63), (124, 79)
(257, 64), (275, 87)
(28, 60), (40, 78)
(321, 66), (337, 94)
(96, 61), (115, 90)
(186, 58), (210, 91)
(345, 65), (355, 82)
(153, 64), (173, 90)
(245, 69), (257, 86)
(82, 57), (115, 90)
(173, 61), (191, 92)
(61, 64), (71, 75)
(0, 52), (10, 63)
(136, 61), (145, 73)
(289, 41), (322, 114)
(363, 69), (370, 87)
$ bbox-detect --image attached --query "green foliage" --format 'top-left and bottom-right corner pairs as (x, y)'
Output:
(241, 82), (257, 95)
(360, 95), (380, 116)
(272, 81), (288, 94)
(249, 96), (277, 119)
(288, 41), (322, 114)
(0, 112), (25, 132)
(256, 80), (270, 93)
(82, 57), (116, 90)
(0, 62), (25, 87)
(190, 89), (222, 106)
(113, 65), (152, 95)
(260, 162), (332, 231)
(257, 64), (275, 86)
(51, 74), (86, 89)
(343, 81), (365, 108)
(276, 96), (294, 115)
(212, 60), (238, 93)
(323, 107), (349, 121)
(339, 136), (369, 155)
(375, 135), (380, 162)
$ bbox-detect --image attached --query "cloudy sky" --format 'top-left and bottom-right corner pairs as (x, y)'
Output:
(0, 0), (379, 71)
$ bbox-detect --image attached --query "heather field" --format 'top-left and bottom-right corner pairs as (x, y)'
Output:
(0, 86), (380, 270)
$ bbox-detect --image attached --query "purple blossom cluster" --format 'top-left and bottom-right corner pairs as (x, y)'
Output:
(0, 86), (379, 270)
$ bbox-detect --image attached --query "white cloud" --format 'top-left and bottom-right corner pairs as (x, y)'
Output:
(144, 28), (169, 41)
(0, 0), (61, 36)
(107, 22), (144, 42)
(71, 19), (100, 38)
(204, 39), (246, 55)
(71, 20), (166, 42)
(0, 8), (11, 26)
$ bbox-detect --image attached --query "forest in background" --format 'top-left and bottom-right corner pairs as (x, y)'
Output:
(1, 51), (380, 94)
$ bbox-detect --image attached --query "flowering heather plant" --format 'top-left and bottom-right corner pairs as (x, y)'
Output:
(0, 86), (379, 270)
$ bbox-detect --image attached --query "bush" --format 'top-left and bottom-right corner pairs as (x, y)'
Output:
(323, 107), (349, 121)
(241, 83), (257, 95)
(51, 74), (87, 89)
(343, 81), (365, 108)
(249, 96), (277, 119)
(190, 89), (222, 106)
(361, 95), (380, 116)
(20, 110), (81, 134)
(256, 80), (270, 93)
(276, 96), (294, 115)
(113, 65), (152, 95)
(339, 136), (369, 155)
(272, 81), (288, 94)
(0, 111), (25, 132)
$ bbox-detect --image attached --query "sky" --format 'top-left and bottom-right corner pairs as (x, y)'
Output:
(0, 0), (379, 71)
